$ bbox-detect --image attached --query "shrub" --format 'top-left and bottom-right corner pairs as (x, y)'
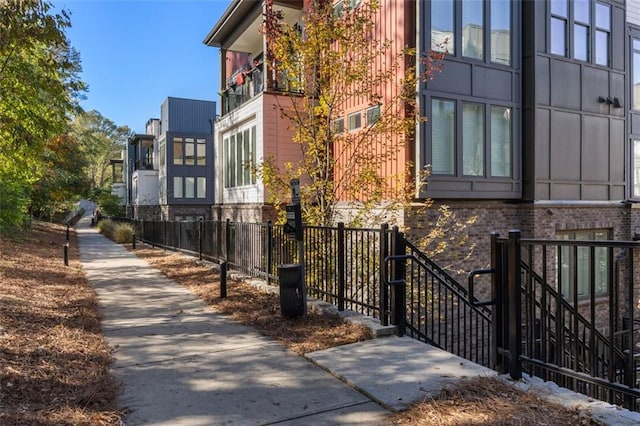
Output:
(97, 219), (115, 239)
(113, 222), (134, 244)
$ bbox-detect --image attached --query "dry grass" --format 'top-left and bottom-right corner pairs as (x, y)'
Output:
(0, 222), (122, 425)
(389, 376), (599, 425)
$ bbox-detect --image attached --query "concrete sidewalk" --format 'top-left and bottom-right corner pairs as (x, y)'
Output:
(76, 217), (546, 425)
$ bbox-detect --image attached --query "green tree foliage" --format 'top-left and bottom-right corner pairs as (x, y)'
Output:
(259, 0), (443, 227)
(0, 0), (85, 233)
(71, 110), (131, 191)
(29, 133), (91, 219)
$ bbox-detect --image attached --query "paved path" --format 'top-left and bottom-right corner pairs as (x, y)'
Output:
(77, 217), (389, 425)
(76, 216), (640, 426)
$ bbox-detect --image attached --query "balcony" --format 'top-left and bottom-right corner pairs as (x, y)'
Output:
(221, 61), (265, 115)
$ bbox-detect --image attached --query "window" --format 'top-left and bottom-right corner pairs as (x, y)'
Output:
(557, 230), (610, 300)
(196, 139), (206, 165)
(549, 0), (610, 66)
(462, 103), (484, 176)
(490, 107), (511, 177)
(491, 0), (511, 65)
(197, 177), (206, 198)
(430, 99), (513, 178)
(633, 39), (640, 111)
(333, 117), (345, 134)
(185, 177), (195, 198)
(432, 0), (510, 64)
(348, 111), (362, 131)
(173, 137), (206, 166)
(185, 138), (195, 165)
(334, 0), (360, 17)
(573, 0), (590, 61)
(594, 3), (610, 66)
(173, 138), (183, 165)
(431, 99), (455, 175)
(366, 105), (381, 126)
(462, 0), (484, 60)
(431, 0), (454, 53)
(173, 177), (183, 198)
(224, 125), (257, 188)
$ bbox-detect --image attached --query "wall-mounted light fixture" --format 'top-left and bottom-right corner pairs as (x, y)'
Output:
(598, 96), (607, 103)
(613, 97), (622, 108)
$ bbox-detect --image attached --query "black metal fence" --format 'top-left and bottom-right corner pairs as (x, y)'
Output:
(119, 218), (389, 320)
(116, 217), (640, 410)
(488, 230), (640, 410)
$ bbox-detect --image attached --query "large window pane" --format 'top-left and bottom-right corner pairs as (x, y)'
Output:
(595, 30), (608, 66)
(431, 0), (454, 54)
(173, 177), (183, 198)
(236, 131), (243, 185)
(229, 135), (236, 187)
(196, 139), (206, 165)
(431, 99), (455, 175)
(463, 103), (484, 176)
(185, 138), (195, 165)
(185, 177), (195, 198)
(550, 17), (567, 56)
(251, 126), (257, 184)
(462, 0), (483, 59)
(173, 137), (183, 165)
(550, 0), (568, 17)
(490, 107), (511, 177)
(557, 230), (610, 300)
(243, 129), (250, 185)
(196, 177), (206, 199)
(574, 0), (590, 24)
(634, 47), (640, 111)
(490, 0), (510, 65)
(595, 3), (610, 30)
(574, 24), (588, 61)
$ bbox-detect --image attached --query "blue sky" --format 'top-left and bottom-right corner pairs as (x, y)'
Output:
(54, 0), (230, 133)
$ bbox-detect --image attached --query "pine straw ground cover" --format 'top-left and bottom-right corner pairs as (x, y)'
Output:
(0, 221), (602, 425)
(0, 222), (122, 425)
(130, 244), (601, 425)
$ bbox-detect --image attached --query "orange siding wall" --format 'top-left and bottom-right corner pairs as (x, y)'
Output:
(334, 0), (414, 201)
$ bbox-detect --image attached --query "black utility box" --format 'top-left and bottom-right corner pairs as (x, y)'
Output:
(278, 264), (305, 317)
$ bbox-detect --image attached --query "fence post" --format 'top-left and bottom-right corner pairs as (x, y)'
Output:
(266, 221), (273, 286)
(220, 261), (228, 298)
(507, 229), (522, 380)
(63, 243), (69, 266)
(224, 219), (231, 260)
(199, 218), (203, 261)
(391, 227), (406, 337)
(490, 232), (502, 371)
(337, 222), (346, 311)
(380, 223), (389, 326)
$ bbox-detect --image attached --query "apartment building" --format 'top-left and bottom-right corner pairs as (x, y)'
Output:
(205, 0), (640, 293)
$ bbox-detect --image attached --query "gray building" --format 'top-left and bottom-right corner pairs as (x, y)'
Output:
(122, 97), (216, 221)
(414, 0), (637, 310)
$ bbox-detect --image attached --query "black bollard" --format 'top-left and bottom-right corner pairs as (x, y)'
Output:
(132, 233), (136, 250)
(220, 261), (227, 298)
(63, 243), (69, 266)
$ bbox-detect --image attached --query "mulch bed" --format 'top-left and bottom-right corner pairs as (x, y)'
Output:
(0, 222), (122, 425)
